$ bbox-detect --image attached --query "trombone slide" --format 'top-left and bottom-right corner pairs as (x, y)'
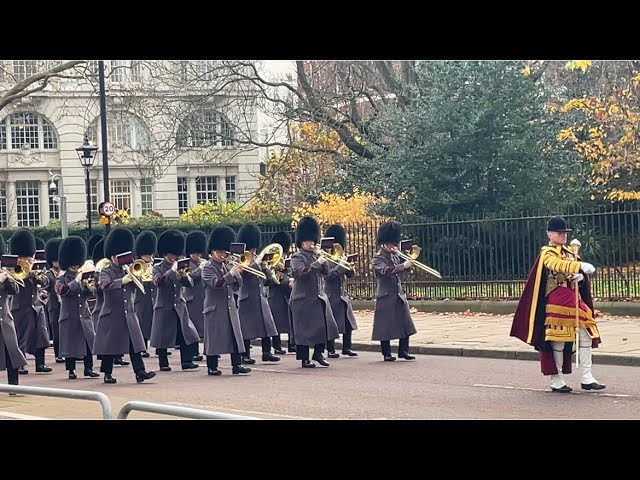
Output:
(395, 249), (442, 279)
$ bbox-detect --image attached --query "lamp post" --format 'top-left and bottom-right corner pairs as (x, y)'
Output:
(98, 61), (111, 233)
(48, 172), (68, 239)
(76, 135), (98, 234)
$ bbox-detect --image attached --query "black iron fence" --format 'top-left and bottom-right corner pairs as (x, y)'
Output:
(340, 202), (640, 301)
(4, 202), (638, 301)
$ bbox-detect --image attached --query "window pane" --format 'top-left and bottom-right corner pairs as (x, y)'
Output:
(49, 179), (60, 220)
(141, 178), (154, 215)
(225, 176), (236, 202)
(195, 176), (217, 204)
(177, 177), (189, 214)
(16, 180), (40, 227)
(109, 179), (131, 213)
(0, 182), (7, 227)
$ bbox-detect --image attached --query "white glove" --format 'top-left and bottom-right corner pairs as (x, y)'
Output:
(122, 274), (133, 284)
(571, 273), (584, 283)
(200, 259), (208, 269)
(288, 278), (294, 288)
(403, 260), (413, 269)
(0, 271), (8, 283)
(75, 272), (83, 284)
(230, 265), (241, 277)
(580, 262), (596, 275)
(316, 256), (327, 265)
(254, 253), (264, 264)
(171, 262), (178, 272)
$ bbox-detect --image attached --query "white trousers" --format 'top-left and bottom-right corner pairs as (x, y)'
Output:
(550, 328), (598, 388)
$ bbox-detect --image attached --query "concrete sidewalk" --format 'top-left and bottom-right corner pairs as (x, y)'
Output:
(344, 309), (640, 367)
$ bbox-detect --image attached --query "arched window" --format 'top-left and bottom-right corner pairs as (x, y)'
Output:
(0, 112), (58, 150)
(87, 111), (150, 151)
(176, 110), (235, 148)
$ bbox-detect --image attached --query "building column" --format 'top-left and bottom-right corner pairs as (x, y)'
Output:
(217, 176), (225, 203)
(7, 181), (17, 228)
(40, 180), (51, 226)
(188, 177), (197, 208)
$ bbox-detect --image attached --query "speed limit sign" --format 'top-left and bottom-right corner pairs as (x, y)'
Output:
(99, 201), (116, 217)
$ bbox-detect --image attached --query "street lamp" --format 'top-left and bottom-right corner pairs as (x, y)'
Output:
(48, 171), (68, 239)
(76, 134), (98, 234)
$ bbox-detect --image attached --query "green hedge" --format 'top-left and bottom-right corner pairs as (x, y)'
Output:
(0, 218), (295, 249)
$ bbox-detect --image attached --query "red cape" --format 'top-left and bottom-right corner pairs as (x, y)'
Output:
(510, 246), (596, 351)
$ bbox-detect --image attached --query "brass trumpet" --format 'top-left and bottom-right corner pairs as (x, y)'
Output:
(393, 244), (442, 279)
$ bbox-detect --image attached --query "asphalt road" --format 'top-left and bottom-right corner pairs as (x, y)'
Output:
(1, 349), (639, 420)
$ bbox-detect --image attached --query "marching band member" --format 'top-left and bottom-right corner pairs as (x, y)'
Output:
(371, 221), (417, 362)
(90, 239), (105, 332)
(0, 235), (27, 390)
(184, 230), (207, 362)
(150, 229), (200, 372)
(55, 236), (99, 380)
(85, 234), (103, 316)
(237, 223), (280, 364)
(134, 230), (157, 358)
(94, 227), (155, 384)
(510, 215), (604, 393)
(42, 237), (64, 364)
(324, 224), (358, 357)
(9, 229), (51, 374)
(290, 216), (340, 368)
(267, 231), (294, 355)
(201, 225), (251, 376)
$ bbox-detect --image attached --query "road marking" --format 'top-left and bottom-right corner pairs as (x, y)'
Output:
(165, 401), (311, 419)
(0, 410), (49, 420)
(473, 383), (631, 397)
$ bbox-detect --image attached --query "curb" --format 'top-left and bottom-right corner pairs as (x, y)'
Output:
(252, 339), (640, 367)
(349, 300), (640, 317)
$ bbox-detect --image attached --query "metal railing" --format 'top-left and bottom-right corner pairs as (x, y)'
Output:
(0, 384), (112, 419)
(116, 401), (260, 420)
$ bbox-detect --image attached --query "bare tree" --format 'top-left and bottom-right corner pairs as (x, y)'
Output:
(0, 60), (87, 111)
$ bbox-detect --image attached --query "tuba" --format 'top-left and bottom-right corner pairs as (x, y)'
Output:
(258, 243), (284, 284)
(95, 258), (111, 272)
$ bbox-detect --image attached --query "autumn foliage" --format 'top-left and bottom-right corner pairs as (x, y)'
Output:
(556, 63), (640, 201)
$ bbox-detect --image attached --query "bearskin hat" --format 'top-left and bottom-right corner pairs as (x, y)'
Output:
(271, 231), (292, 254)
(237, 223), (261, 251)
(158, 229), (185, 257)
(325, 224), (346, 249)
(58, 236), (87, 270)
(9, 229), (36, 257)
(208, 225), (236, 253)
(135, 230), (157, 257)
(186, 230), (207, 255)
(92, 239), (105, 264)
(376, 221), (402, 245)
(104, 227), (135, 259)
(295, 216), (320, 248)
(35, 237), (45, 251)
(45, 237), (62, 267)
(86, 234), (103, 259)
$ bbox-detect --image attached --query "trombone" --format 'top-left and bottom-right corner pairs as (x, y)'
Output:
(2, 259), (30, 287)
(314, 243), (354, 271)
(124, 259), (147, 294)
(392, 243), (442, 279)
(227, 250), (267, 280)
